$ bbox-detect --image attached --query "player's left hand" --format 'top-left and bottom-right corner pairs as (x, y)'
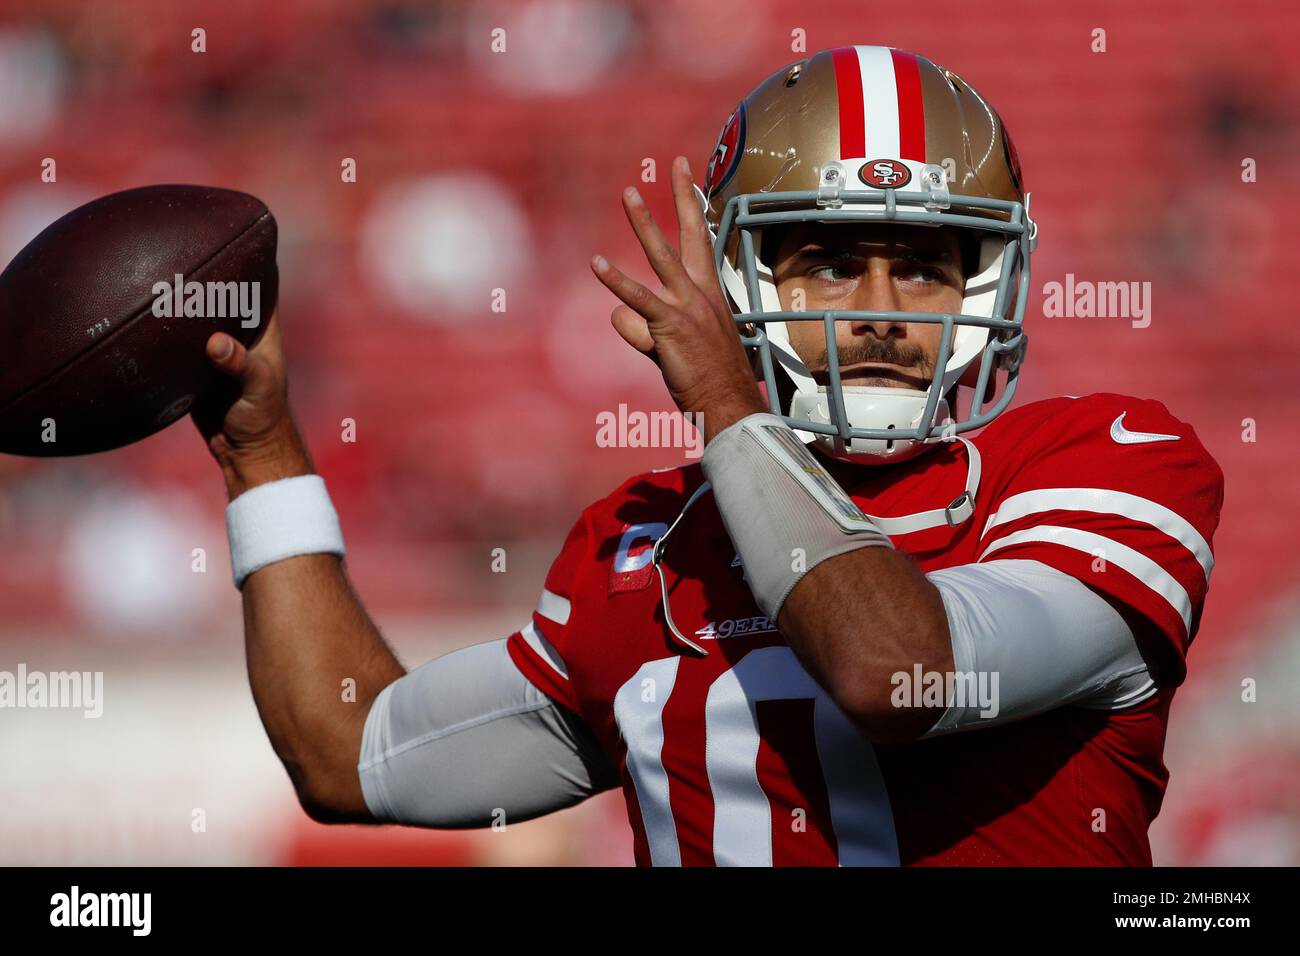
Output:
(591, 155), (765, 443)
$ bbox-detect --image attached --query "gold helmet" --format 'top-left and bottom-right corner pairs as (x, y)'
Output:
(700, 45), (1036, 464)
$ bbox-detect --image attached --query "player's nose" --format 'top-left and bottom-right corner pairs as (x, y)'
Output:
(846, 269), (905, 339)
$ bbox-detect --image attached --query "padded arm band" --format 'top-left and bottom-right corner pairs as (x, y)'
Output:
(701, 412), (893, 620)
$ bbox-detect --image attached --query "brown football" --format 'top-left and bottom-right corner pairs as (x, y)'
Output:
(0, 184), (277, 456)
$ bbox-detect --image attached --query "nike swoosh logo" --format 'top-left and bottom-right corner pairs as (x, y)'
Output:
(1110, 412), (1181, 445)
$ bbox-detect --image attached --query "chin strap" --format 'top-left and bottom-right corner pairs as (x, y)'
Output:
(652, 481), (714, 656)
(856, 437), (981, 536)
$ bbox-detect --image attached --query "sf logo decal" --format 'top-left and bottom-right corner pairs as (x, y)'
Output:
(705, 105), (746, 196)
(859, 159), (912, 189)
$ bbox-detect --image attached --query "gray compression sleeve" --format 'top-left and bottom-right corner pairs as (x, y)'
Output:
(924, 559), (1157, 736)
(358, 639), (619, 827)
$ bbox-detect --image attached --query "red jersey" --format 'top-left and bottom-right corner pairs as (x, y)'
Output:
(507, 393), (1224, 865)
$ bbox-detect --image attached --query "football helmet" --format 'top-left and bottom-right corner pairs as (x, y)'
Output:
(701, 45), (1036, 464)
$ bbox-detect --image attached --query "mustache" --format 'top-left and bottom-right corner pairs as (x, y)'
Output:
(805, 339), (934, 375)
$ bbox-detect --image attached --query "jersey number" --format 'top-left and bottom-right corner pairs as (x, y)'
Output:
(613, 645), (899, 866)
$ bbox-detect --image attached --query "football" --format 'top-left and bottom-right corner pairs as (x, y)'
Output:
(0, 184), (277, 456)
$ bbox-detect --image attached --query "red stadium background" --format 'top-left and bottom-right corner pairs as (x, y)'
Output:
(0, 0), (1297, 864)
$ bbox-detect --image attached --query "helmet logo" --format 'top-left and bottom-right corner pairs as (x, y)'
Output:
(705, 104), (746, 197)
(859, 159), (912, 189)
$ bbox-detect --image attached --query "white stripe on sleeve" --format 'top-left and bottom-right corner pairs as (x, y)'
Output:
(982, 487), (1213, 581)
(521, 620), (569, 681)
(978, 525), (1193, 634)
(537, 587), (572, 624)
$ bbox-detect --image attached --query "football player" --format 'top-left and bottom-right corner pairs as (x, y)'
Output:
(200, 46), (1223, 865)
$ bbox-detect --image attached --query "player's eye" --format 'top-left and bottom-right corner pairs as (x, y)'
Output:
(808, 255), (862, 283)
(900, 265), (945, 283)
(894, 254), (959, 287)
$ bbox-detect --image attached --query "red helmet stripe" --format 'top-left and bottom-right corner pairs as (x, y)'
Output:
(890, 49), (926, 161)
(831, 46), (866, 159)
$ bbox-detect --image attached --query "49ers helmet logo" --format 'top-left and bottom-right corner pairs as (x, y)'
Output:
(859, 159), (912, 189)
(705, 104), (746, 197)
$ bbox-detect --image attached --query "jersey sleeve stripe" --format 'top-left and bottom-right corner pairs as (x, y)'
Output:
(537, 588), (572, 625)
(981, 487), (1213, 581)
(521, 620), (570, 681)
(978, 525), (1193, 634)
(1074, 675), (1159, 711)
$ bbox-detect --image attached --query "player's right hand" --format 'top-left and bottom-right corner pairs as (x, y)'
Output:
(194, 311), (314, 499)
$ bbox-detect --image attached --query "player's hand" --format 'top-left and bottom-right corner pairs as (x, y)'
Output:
(193, 310), (313, 499)
(591, 156), (765, 443)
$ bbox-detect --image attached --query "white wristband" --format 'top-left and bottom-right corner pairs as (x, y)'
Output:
(225, 474), (345, 589)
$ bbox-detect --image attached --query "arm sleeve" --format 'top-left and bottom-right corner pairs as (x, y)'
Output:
(358, 638), (619, 828)
(923, 559), (1157, 737)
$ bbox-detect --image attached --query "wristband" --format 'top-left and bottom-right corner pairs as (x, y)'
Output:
(225, 474), (345, 588)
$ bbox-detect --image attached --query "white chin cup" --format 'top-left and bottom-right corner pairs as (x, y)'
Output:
(788, 386), (949, 465)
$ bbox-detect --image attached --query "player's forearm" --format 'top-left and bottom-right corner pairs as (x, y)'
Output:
(241, 552), (405, 820)
(197, 321), (404, 819)
(778, 546), (953, 743)
(221, 437), (404, 820)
